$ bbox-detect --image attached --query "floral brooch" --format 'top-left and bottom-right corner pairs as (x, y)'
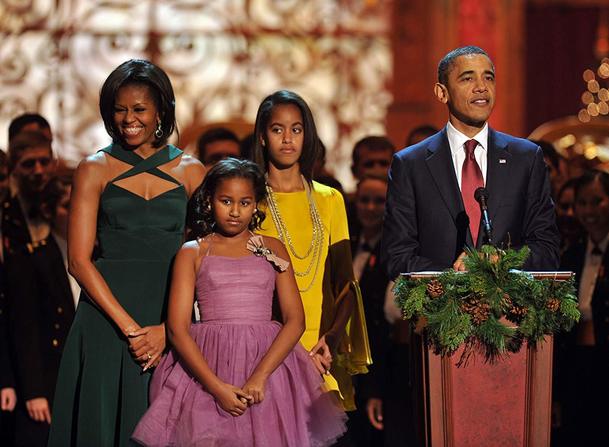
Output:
(247, 235), (290, 272)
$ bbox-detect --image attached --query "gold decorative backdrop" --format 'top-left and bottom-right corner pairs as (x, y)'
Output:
(0, 0), (392, 188)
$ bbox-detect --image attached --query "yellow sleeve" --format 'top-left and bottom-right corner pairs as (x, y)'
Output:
(320, 187), (372, 410)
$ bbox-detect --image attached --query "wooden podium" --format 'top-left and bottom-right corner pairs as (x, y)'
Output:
(406, 272), (572, 447)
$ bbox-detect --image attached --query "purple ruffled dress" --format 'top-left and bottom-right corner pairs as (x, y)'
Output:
(132, 254), (346, 447)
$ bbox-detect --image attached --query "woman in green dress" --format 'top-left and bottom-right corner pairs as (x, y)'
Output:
(48, 59), (205, 446)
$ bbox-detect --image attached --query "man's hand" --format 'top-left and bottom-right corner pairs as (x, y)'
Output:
(367, 398), (384, 430)
(0, 387), (16, 411)
(26, 397), (51, 423)
(453, 251), (467, 271)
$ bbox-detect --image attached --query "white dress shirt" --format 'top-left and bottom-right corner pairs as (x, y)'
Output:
(446, 121), (489, 189)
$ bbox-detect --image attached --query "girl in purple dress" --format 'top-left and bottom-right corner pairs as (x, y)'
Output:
(132, 158), (346, 447)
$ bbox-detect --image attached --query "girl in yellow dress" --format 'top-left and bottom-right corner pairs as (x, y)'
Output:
(252, 90), (370, 412)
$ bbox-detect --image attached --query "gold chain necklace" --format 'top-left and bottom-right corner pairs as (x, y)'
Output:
(265, 175), (324, 292)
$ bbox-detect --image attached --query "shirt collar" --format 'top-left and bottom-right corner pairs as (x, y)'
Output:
(446, 121), (489, 157)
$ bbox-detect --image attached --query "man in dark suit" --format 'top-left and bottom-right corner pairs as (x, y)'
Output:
(381, 46), (559, 278)
(3, 128), (74, 446)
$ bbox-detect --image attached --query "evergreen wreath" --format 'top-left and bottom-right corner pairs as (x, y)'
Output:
(394, 245), (580, 366)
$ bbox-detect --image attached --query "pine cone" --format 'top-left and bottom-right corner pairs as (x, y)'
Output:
(501, 293), (512, 310)
(507, 304), (528, 324)
(546, 297), (560, 312)
(461, 296), (491, 325)
(426, 279), (444, 299)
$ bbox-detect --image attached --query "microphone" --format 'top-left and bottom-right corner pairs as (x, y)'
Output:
(474, 187), (493, 245)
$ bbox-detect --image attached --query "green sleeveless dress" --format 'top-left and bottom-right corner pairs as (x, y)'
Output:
(48, 144), (187, 447)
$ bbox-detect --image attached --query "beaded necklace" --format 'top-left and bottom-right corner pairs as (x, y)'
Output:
(265, 175), (324, 293)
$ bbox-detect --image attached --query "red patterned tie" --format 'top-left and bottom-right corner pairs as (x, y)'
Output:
(461, 139), (484, 245)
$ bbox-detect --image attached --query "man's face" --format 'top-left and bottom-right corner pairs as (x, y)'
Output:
(436, 54), (496, 135)
(356, 178), (387, 232)
(202, 139), (241, 166)
(354, 147), (392, 180)
(13, 146), (55, 195)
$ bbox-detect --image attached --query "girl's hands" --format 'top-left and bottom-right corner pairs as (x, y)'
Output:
(242, 373), (267, 404)
(309, 332), (337, 375)
(128, 323), (166, 371)
(211, 382), (252, 417)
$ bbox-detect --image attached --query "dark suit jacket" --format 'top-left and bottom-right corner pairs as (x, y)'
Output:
(350, 237), (392, 401)
(560, 238), (609, 347)
(381, 127), (560, 278)
(1, 194), (74, 402)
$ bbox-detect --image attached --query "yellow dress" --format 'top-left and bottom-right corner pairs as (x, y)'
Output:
(258, 181), (370, 411)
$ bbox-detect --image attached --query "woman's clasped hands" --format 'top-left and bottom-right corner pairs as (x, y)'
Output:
(126, 323), (166, 371)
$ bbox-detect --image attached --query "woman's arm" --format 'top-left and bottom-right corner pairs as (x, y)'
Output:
(167, 243), (250, 416)
(68, 156), (141, 335)
(242, 238), (305, 403)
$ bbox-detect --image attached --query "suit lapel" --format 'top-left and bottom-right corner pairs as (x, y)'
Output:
(425, 129), (463, 221)
(485, 129), (512, 227)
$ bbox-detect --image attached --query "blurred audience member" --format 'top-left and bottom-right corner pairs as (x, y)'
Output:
(532, 140), (566, 196)
(349, 136), (395, 237)
(3, 129), (75, 446)
(405, 125), (438, 147)
(351, 136), (395, 181)
(313, 139), (344, 194)
(350, 174), (414, 447)
(555, 170), (609, 446)
(0, 149), (16, 446)
(196, 127), (240, 166)
(240, 132), (256, 162)
(8, 114), (52, 144)
(555, 178), (583, 255)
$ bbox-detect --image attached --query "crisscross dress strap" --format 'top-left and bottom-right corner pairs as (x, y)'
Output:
(99, 144), (183, 185)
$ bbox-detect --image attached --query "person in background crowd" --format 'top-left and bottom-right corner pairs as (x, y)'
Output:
(7, 114), (52, 144)
(555, 170), (609, 447)
(348, 136), (395, 239)
(3, 130), (75, 447)
(0, 149), (16, 447)
(48, 59), (205, 447)
(349, 174), (414, 447)
(532, 139), (567, 197)
(313, 139), (344, 194)
(555, 178), (583, 256)
(252, 90), (370, 445)
(240, 132), (256, 162)
(404, 125), (439, 147)
(197, 127), (241, 166)
(351, 136), (395, 182)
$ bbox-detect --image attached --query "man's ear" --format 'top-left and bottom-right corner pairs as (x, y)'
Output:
(434, 83), (449, 104)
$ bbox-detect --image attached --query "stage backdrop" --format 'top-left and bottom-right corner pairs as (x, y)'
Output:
(0, 0), (392, 190)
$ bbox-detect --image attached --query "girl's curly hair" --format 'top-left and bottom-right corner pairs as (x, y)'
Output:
(187, 157), (267, 239)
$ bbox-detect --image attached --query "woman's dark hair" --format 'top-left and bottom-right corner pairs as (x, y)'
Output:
(574, 169), (609, 200)
(252, 90), (320, 182)
(99, 59), (176, 148)
(189, 157), (267, 238)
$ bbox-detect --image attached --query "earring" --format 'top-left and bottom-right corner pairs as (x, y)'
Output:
(206, 203), (211, 211)
(155, 122), (163, 138)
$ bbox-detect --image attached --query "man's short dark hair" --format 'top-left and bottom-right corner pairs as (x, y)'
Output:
(8, 131), (52, 170)
(8, 113), (51, 142)
(197, 127), (240, 160)
(438, 46), (493, 85)
(351, 136), (395, 167)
